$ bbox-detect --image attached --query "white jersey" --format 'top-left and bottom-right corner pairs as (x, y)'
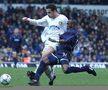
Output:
(28, 14), (68, 35)
(28, 14), (68, 50)
(41, 27), (57, 43)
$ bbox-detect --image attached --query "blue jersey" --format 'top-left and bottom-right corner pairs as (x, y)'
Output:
(10, 34), (23, 53)
(10, 34), (23, 47)
(59, 28), (78, 52)
(55, 28), (79, 61)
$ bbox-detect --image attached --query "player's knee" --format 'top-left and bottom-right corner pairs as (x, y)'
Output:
(41, 55), (47, 60)
(63, 67), (69, 74)
(41, 58), (49, 64)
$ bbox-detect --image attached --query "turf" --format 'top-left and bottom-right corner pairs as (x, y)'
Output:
(0, 68), (108, 87)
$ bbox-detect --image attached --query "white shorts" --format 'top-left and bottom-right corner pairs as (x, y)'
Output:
(43, 39), (59, 52)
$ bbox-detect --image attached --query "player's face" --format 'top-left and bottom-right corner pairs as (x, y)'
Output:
(46, 9), (55, 18)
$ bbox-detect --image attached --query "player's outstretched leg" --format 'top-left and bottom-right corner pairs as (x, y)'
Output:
(61, 60), (97, 76)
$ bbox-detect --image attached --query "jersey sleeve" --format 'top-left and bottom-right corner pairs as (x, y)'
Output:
(62, 32), (76, 43)
(28, 16), (48, 27)
(64, 36), (73, 43)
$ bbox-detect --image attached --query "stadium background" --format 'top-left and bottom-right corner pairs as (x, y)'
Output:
(0, 0), (108, 87)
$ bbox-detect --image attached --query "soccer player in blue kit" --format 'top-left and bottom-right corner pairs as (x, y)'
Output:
(28, 20), (97, 86)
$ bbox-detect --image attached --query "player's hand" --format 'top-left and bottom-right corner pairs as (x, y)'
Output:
(22, 17), (29, 22)
(49, 38), (57, 42)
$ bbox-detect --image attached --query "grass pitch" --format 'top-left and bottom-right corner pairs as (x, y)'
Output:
(0, 68), (108, 87)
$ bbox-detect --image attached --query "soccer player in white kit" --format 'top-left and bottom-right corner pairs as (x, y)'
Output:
(22, 4), (68, 85)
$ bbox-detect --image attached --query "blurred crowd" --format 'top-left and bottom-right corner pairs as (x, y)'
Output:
(0, 0), (108, 5)
(0, 4), (108, 63)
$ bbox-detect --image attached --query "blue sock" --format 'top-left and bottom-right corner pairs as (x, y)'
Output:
(81, 66), (89, 71)
(64, 66), (86, 74)
(34, 60), (46, 81)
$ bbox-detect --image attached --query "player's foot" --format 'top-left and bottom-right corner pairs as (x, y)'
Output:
(85, 66), (97, 76)
(49, 75), (56, 86)
(28, 79), (40, 86)
(27, 71), (35, 80)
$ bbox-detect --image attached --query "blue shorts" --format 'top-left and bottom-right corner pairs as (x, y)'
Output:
(47, 52), (70, 65)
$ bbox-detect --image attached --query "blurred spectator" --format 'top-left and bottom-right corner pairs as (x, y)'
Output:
(9, 28), (24, 53)
(21, 45), (31, 63)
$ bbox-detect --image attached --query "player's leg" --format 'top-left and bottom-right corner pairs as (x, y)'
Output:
(28, 59), (47, 86)
(41, 40), (59, 85)
(28, 53), (58, 86)
(27, 45), (56, 85)
(28, 40), (58, 86)
(30, 65), (56, 83)
(60, 59), (97, 76)
(45, 65), (56, 85)
(28, 45), (57, 86)
(46, 53), (60, 85)
(41, 46), (56, 85)
(27, 63), (56, 85)
(60, 59), (86, 73)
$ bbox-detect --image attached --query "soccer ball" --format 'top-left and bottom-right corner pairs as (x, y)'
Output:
(0, 74), (11, 85)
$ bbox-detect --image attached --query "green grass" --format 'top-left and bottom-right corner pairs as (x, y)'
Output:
(0, 68), (108, 87)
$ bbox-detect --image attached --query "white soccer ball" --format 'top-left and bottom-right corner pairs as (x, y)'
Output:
(0, 74), (11, 85)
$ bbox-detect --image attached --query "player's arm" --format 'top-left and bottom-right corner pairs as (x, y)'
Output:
(49, 34), (73, 43)
(22, 16), (48, 27)
(49, 38), (66, 43)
